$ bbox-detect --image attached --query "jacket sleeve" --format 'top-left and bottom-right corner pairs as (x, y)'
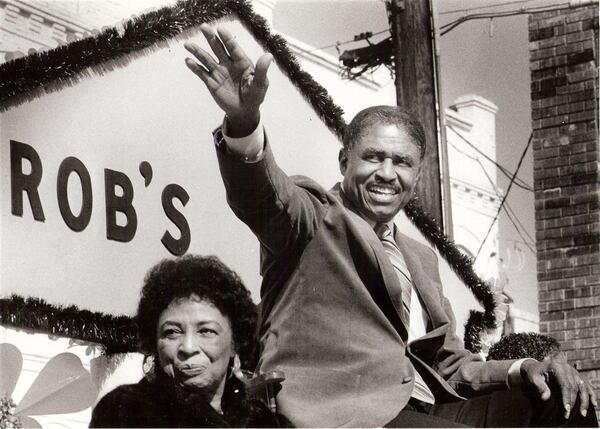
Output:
(215, 129), (329, 258)
(435, 296), (516, 397)
(422, 247), (518, 397)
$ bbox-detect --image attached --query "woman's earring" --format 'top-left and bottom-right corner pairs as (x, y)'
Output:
(143, 355), (156, 380)
(231, 354), (246, 381)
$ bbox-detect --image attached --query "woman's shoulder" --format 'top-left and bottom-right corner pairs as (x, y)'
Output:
(97, 377), (156, 405)
(89, 378), (167, 428)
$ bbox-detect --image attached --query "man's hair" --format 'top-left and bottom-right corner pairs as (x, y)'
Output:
(343, 105), (426, 159)
(136, 254), (257, 369)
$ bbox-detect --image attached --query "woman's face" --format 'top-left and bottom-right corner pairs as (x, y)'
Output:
(156, 295), (235, 398)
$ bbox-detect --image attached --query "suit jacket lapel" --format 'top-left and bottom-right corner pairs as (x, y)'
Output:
(331, 184), (410, 340)
(394, 230), (445, 331)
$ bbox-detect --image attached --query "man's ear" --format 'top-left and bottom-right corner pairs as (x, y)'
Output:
(338, 148), (348, 175)
(413, 168), (423, 193)
(415, 167), (422, 184)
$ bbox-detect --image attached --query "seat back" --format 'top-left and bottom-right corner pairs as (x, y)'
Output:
(241, 370), (286, 413)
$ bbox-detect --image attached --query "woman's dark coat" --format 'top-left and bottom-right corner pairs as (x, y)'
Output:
(89, 372), (287, 428)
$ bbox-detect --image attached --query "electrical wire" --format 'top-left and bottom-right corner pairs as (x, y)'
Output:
(498, 237), (535, 246)
(504, 200), (536, 244)
(439, 2), (589, 35)
(474, 133), (534, 261)
(447, 125), (533, 192)
(449, 142), (535, 247)
(466, 147), (536, 246)
(291, 28), (391, 57)
(440, 0), (535, 15)
(476, 158), (537, 253)
(448, 139), (536, 253)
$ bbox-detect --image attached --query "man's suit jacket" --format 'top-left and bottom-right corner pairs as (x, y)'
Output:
(216, 136), (516, 428)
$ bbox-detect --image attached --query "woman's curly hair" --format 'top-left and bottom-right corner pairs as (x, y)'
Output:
(136, 255), (258, 369)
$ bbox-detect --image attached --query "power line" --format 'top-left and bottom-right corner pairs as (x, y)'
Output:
(439, 0), (535, 15)
(474, 155), (536, 251)
(475, 157), (537, 253)
(498, 237), (535, 246)
(447, 126), (533, 192)
(474, 133), (534, 261)
(466, 146), (536, 246)
(291, 28), (391, 57)
(504, 200), (536, 244)
(439, 2), (595, 36)
(448, 140), (536, 253)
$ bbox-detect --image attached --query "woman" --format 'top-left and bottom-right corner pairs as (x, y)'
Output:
(90, 255), (287, 427)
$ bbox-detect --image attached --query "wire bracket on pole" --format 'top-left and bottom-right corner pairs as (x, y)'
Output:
(394, 0), (405, 11)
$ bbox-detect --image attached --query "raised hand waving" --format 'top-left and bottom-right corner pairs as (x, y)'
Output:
(184, 24), (272, 136)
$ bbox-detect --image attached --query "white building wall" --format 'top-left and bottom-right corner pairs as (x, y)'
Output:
(445, 95), (539, 344)
(446, 95), (501, 281)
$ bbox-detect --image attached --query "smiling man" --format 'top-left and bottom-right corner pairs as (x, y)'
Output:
(339, 110), (424, 224)
(184, 25), (597, 428)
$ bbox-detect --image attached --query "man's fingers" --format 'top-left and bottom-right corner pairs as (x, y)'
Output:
(185, 58), (209, 82)
(577, 380), (590, 417)
(184, 58), (220, 91)
(200, 24), (230, 63)
(551, 364), (582, 419)
(554, 370), (574, 419)
(253, 53), (273, 88)
(217, 27), (250, 63)
(533, 373), (552, 401)
(184, 42), (219, 71)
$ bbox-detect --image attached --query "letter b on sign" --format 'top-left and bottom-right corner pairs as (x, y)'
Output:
(105, 169), (137, 242)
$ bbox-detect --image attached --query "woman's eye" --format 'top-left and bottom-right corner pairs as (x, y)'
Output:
(162, 329), (181, 339)
(199, 328), (217, 337)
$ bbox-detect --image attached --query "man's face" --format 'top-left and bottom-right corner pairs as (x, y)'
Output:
(339, 124), (422, 224)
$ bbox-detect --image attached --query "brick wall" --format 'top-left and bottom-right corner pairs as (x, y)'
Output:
(529, 4), (599, 413)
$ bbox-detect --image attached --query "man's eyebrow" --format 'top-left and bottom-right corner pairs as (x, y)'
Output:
(392, 153), (415, 162)
(361, 147), (384, 155)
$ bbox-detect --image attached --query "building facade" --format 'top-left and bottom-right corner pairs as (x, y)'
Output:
(529, 2), (599, 409)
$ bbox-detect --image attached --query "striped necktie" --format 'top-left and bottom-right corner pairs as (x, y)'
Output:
(376, 223), (411, 325)
(376, 223), (436, 404)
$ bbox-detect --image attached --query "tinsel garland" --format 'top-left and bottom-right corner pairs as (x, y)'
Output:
(0, 0), (495, 351)
(0, 294), (136, 354)
(404, 199), (496, 352)
(486, 332), (560, 361)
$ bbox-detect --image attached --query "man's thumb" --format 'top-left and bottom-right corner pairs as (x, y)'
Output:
(533, 373), (551, 401)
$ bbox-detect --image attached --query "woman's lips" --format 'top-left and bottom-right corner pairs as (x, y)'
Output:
(176, 365), (206, 377)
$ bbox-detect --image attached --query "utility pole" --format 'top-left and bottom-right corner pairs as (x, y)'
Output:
(389, 0), (449, 233)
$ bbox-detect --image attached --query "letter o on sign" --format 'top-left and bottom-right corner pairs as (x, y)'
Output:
(57, 157), (93, 232)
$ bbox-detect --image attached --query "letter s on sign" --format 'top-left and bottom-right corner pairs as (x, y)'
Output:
(161, 184), (191, 256)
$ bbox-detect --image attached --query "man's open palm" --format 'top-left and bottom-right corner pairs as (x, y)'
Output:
(184, 24), (272, 125)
